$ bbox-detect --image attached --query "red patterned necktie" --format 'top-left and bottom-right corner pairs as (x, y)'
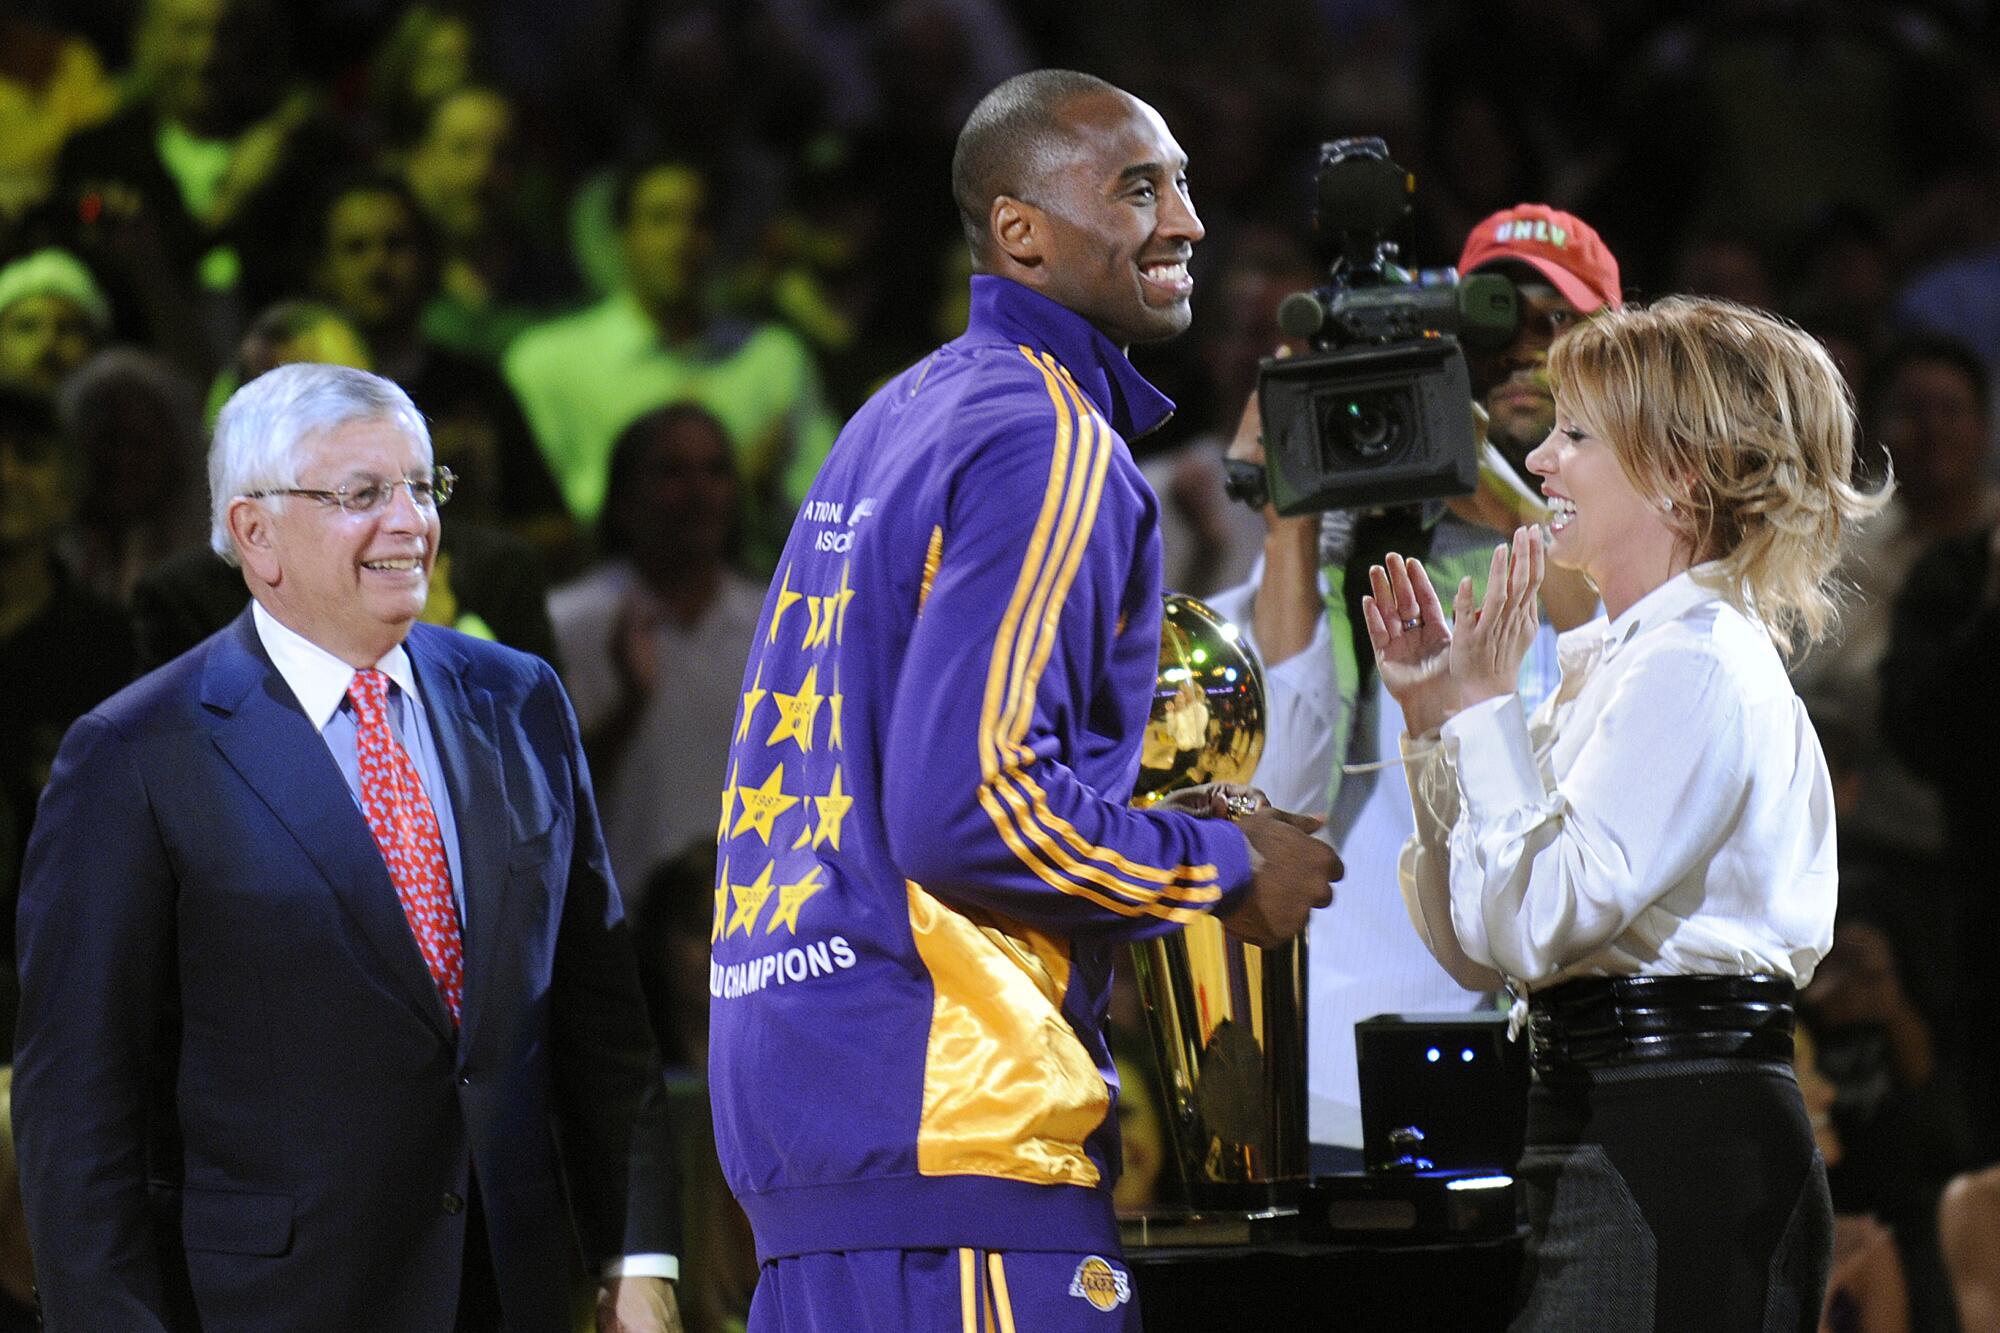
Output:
(348, 667), (464, 1024)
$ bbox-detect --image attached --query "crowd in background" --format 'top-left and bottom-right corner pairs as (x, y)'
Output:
(5, 1), (2000, 1329)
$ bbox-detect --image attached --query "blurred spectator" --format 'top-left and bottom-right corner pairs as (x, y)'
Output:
(362, 3), (475, 151)
(1894, 241), (2000, 383)
(582, 5), (796, 280)
(631, 846), (759, 1333)
(230, 296), (370, 379)
(1139, 224), (1314, 598)
(1671, 230), (1775, 310)
(1408, 84), (1548, 270)
(1880, 499), (2000, 1162)
(550, 403), (760, 908)
(47, 0), (351, 368)
(0, 13), (118, 224)
(302, 172), (571, 562)
(1940, 1164), (2000, 1333)
(396, 82), (566, 361)
(1788, 206), (1895, 341)
(1799, 1023), (1913, 1333)
(53, 345), (206, 603)
(1794, 335), (1998, 867)
(1813, 710), (1955, 1073)
(0, 248), (110, 396)
(631, 842), (718, 1074)
(399, 83), (507, 258)
(0, 387), (135, 1044)
(505, 156), (837, 563)
(1807, 920), (1977, 1333)
(1599, 3), (1977, 294)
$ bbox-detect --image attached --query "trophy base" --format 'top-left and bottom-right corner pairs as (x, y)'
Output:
(1302, 1170), (1518, 1243)
(1117, 1205), (1301, 1249)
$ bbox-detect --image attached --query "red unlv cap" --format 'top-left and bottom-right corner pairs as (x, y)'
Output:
(1457, 204), (1622, 313)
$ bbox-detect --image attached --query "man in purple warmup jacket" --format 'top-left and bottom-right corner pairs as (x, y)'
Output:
(709, 69), (1341, 1331)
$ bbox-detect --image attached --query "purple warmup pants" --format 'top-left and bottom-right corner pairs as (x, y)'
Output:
(749, 1246), (1144, 1331)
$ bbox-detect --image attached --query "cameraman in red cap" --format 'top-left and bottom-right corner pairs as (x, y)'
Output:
(1202, 202), (1623, 1172)
(1454, 205), (1623, 622)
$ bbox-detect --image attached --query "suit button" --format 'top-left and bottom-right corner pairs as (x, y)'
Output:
(442, 1192), (465, 1215)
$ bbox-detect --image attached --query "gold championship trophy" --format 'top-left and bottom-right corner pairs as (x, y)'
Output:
(1128, 594), (1310, 1236)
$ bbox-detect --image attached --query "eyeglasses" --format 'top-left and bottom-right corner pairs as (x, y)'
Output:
(244, 465), (455, 516)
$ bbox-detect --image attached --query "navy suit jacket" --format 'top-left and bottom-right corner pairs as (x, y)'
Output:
(14, 610), (678, 1331)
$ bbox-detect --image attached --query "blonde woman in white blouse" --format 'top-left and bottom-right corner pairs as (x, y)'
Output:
(1361, 296), (1886, 1333)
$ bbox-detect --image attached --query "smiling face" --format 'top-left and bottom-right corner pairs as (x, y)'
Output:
(234, 417), (438, 665)
(1526, 398), (1685, 618)
(1018, 91), (1204, 348)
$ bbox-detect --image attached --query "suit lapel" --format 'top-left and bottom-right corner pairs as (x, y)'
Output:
(204, 612), (455, 1042)
(406, 626), (510, 1050)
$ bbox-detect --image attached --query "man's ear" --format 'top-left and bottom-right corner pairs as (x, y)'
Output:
(228, 497), (282, 585)
(990, 196), (1043, 267)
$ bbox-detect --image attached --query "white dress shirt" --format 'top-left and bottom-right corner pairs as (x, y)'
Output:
(251, 604), (678, 1283)
(1399, 567), (1838, 994)
(549, 560), (764, 907)
(252, 603), (469, 919)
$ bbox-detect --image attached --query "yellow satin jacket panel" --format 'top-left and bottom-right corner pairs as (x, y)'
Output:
(905, 881), (1107, 1187)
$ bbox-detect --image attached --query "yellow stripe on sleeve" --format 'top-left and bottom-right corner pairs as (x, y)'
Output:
(1000, 360), (1097, 749)
(997, 359), (1222, 890)
(969, 348), (1224, 918)
(971, 353), (1195, 915)
(975, 348), (1076, 786)
(976, 785), (1211, 919)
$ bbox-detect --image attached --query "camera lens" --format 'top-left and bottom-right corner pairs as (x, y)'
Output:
(1324, 390), (1408, 460)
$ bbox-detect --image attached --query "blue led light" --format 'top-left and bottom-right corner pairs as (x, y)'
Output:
(1425, 1047), (1440, 1063)
(1461, 1048), (1475, 1063)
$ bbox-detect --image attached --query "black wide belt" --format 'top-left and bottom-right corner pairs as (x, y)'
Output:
(1527, 973), (1796, 1076)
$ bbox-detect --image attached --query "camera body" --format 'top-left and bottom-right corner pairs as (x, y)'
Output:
(1233, 138), (1516, 516)
(1257, 338), (1476, 512)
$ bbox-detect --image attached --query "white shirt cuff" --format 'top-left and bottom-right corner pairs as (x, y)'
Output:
(604, 1254), (680, 1281)
(1440, 693), (1542, 821)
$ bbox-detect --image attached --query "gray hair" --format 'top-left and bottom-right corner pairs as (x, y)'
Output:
(208, 363), (431, 564)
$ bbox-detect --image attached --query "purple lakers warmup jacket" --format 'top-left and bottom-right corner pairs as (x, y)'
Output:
(710, 275), (1256, 1260)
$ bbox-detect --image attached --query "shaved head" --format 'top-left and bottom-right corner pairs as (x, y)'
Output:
(951, 69), (1122, 261)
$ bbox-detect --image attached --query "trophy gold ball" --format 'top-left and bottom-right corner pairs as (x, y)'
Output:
(1129, 592), (1308, 1207)
(1133, 593), (1267, 808)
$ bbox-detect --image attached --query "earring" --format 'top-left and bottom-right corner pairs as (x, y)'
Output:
(1662, 497), (1675, 512)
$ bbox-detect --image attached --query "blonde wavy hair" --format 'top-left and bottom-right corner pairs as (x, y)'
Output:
(1548, 295), (1890, 655)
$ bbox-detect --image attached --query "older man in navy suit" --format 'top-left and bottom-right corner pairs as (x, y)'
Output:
(14, 364), (681, 1331)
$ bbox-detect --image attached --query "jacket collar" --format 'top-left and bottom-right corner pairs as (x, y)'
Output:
(959, 274), (1175, 441)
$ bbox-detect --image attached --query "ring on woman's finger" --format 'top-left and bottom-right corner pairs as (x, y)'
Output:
(1401, 616), (1423, 631)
